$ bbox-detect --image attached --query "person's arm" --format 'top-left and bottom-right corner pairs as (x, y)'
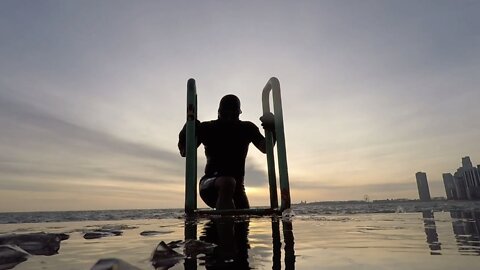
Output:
(254, 139), (267, 154)
(252, 113), (276, 154)
(178, 120), (201, 157)
(178, 124), (187, 157)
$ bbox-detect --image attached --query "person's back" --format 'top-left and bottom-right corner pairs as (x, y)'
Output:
(178, 94), (275, 210)
(199, 119), (262, 179)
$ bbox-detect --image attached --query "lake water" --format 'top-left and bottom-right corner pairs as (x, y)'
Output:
(0, 201), (479, 269)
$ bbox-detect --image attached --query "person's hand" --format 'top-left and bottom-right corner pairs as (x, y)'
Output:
(260, 112), (275, 131)
(178, 141), (186, 157)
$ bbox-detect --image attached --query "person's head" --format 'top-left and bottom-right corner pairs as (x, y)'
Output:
(218, 94), (242, 120)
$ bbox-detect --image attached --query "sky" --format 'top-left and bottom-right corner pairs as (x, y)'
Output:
(1, 0), (479, 212)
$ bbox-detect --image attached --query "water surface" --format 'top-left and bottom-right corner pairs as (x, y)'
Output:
(1, 205), (479, 269)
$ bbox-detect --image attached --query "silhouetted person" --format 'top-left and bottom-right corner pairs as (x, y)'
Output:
(179, 94), (274, 210)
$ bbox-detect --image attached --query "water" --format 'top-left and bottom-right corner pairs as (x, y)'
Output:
(0, 208), (185, 224)
(2, 200), (479, 224)
(1, 201), (479, 269)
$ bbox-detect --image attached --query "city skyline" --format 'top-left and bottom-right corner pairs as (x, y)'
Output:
(415, 156), (480, 202)
(1, 1), (480, 211)
(442, 156), (480, 200)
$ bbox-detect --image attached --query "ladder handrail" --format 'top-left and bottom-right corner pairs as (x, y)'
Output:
(184, 77), (291, 214)
(262, 77), (291, 211)
(262, 81), (278, 210)
(185, 78), (197, 214)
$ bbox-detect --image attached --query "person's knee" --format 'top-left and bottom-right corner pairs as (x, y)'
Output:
(215, 177), (236, 193)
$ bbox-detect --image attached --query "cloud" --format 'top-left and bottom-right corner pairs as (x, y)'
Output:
(1, 1), (479, 210)
(0, 92), (178, 159)
(293, 180), (415, 193)
(244, 162), (268, 187)
(0, 92), (184, 192)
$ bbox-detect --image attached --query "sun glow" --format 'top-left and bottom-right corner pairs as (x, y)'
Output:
(244, 186), (264, 195)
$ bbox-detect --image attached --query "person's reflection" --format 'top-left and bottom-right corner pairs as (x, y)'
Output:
(450, 210), (480, 255)
(421, 211), (441, 255)
(200, 217), (250, 269)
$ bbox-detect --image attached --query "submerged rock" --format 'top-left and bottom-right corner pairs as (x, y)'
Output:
(183, 239), (216, 257)
(151, 241), (184, 269)
(0, 232), (69, 256)
(90, 258), (141, 270)
(0, 245), (29, 270)
(165, 240), (182, 248)
(140, 230), (173, 236)
(84, 229), (122, 240)
(99, 225), (138, 231)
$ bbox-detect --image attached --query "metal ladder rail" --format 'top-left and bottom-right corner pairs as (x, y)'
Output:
(185, 78), (197, 215)
(262, 77), (291, 211)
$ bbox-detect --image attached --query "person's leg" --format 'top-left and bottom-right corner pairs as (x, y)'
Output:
(234, 182), (250, 209)
(214, 176), (236, 210)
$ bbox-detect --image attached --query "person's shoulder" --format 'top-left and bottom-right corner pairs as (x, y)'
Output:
(200, 119), (215, 125)
(199, 119), (216, 128)
(240, 120), (260, 130)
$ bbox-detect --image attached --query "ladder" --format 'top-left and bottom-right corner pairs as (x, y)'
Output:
(184, 77), (291, 216)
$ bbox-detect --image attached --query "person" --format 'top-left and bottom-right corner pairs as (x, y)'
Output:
(178, 94), (275, 210)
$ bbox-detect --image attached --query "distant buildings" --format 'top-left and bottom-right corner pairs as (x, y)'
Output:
(416, 172), (431, 201)
(443, 156), (480, 201)
(416, 156), (480, 201)
(442, 173), (456, 200)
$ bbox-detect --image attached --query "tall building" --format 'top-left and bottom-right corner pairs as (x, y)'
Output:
(416, 172), (431, 201)
(458, 157), (480, 200)
(462, 156), (473, 168)
(454, 169), (468, 200)
(443, 156), (480, 201)
(442, 173), (456, 200)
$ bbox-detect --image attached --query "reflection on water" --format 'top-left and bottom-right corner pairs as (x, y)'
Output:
(422, 210), (480, 256)
(181, 209), (480, 270)
(183, 217), (295, 270)
(6, 208), (480, 269)
(450, 210), (480, 255)
(422, 211), (441, 255)
(200, 218), (250, 269)
(281, 220), (295, 269)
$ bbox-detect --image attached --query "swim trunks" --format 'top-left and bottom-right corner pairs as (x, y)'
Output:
(199, 175), (218, 208)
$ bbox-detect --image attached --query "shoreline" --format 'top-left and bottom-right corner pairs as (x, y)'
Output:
(2, 200), (480, 225)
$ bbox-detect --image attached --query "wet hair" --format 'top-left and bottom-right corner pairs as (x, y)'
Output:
(218, 94), (242, 114)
